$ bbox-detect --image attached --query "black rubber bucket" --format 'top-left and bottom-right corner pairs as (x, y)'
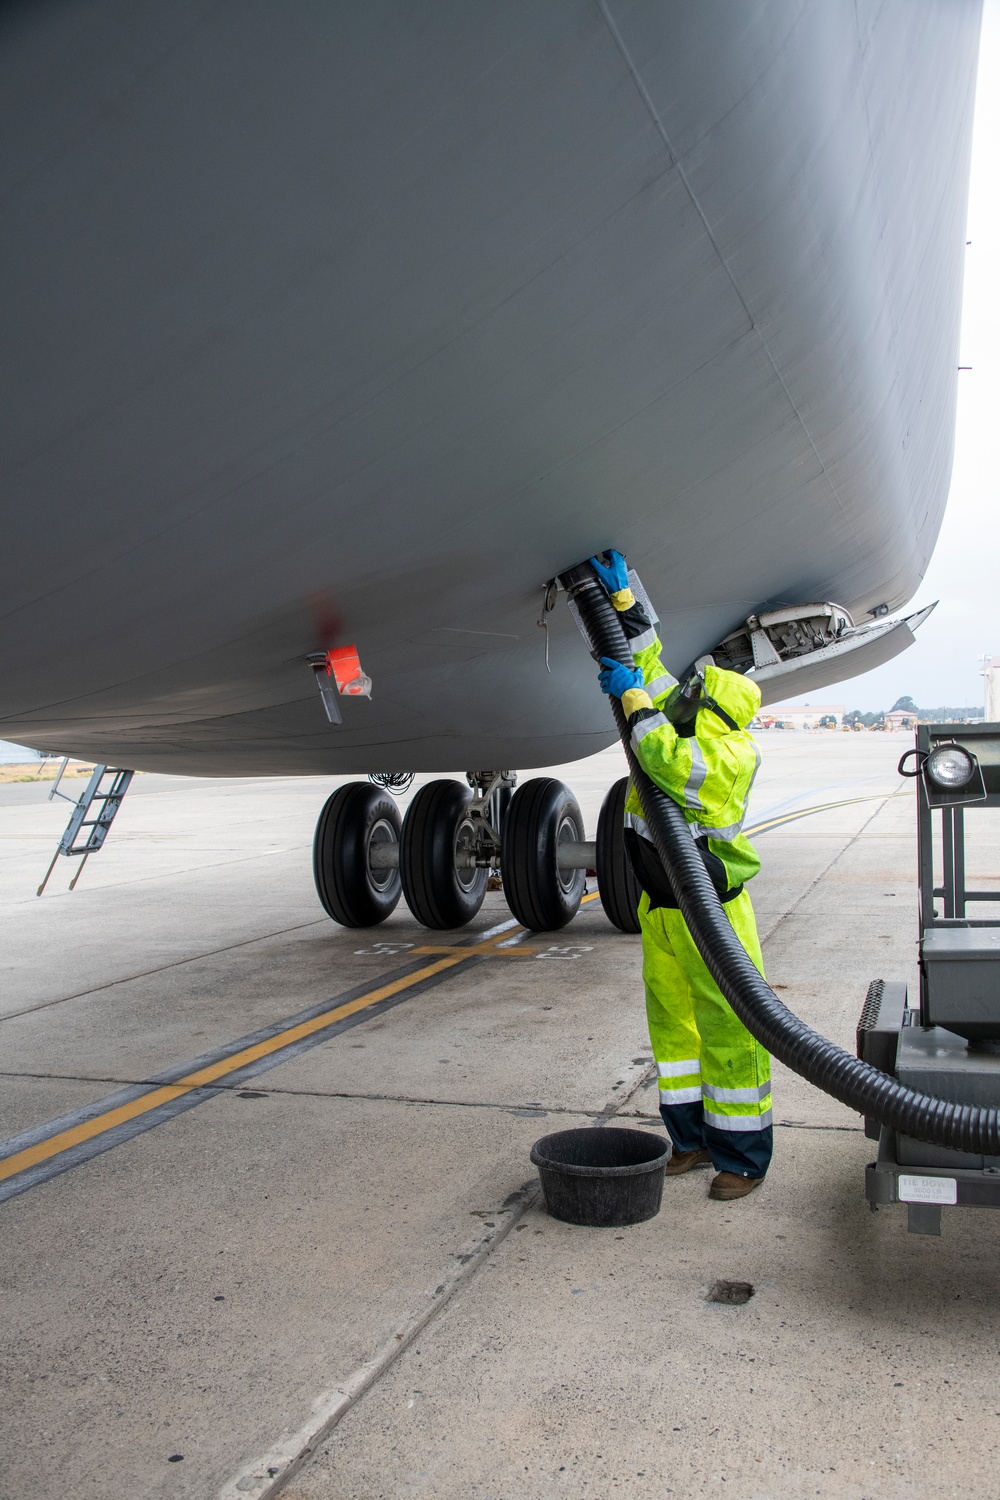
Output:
(529, 1127), (671, 1227)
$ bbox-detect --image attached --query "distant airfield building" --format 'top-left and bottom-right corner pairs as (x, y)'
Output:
(985, 658), (1000, 723)
(758, 703), (844, 729)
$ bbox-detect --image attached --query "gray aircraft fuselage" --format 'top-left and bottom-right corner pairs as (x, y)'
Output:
(0, 2), (981, 775)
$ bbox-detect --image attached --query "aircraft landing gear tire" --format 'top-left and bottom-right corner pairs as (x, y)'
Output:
(400, 779), (488, 929)
(596, 777), (642, 934)
(501, 777), (585, 931)
(313, 782), (402, 927)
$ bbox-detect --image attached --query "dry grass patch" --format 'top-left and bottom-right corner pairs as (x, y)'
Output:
(0, 762), (96, 784)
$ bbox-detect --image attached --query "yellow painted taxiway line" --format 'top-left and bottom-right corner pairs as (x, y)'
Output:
(746, 788), (906, 839)
(0, 809), (883, 1188)
(0, 894), (608, 1188)
(0, 952), (469, 1184)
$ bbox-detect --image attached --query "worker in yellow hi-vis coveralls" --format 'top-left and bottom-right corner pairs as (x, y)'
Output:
(591, 550), (771, 1201)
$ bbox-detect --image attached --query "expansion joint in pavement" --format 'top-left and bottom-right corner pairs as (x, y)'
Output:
(14, 841), (311, 907)
(218, 1061), (657, 1499)
(0, 918), (331, 1022)
(0, 1070), (645, 1122)
(757, 788), (901, 947)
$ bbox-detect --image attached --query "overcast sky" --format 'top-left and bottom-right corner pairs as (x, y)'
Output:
(783, 0), (1000, 714)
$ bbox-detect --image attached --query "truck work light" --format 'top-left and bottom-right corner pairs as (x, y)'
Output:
(924, 743), (977, 791)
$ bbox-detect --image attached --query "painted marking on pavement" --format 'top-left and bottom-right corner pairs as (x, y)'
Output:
(0, 955), (463, 1198)
(0, 899), (602, 1203)
(0, 789), (896, 1203)
(746, 788), (906, 839)
(0, 924), (513, 1201)
(0, 792), (885, 1204)
(412, 942), (538, 956)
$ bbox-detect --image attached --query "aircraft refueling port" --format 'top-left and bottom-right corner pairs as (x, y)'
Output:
(559, 553), (1000, 1230)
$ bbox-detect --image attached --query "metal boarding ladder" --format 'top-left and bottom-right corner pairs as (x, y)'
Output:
(37, 763), (134, 896)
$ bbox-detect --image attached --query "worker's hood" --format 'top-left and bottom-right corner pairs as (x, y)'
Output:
(699, 664), (761, 735)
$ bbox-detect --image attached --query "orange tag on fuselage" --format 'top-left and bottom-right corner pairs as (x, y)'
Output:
(326, 645), (372, 699)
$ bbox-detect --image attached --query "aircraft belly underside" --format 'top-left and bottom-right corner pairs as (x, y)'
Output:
(0, 1), (981, 775)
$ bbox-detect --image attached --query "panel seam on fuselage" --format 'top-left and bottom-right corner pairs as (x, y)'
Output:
(595, 0), (866, 557)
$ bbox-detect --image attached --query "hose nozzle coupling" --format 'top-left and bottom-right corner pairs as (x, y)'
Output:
(557, 560), (602, 597)
(558, 559), (633, 667)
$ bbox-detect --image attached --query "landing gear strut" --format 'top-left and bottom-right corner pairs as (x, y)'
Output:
(398, 772), (514, 929)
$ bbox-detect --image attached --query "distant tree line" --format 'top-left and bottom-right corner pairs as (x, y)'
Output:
(905, 706), (984, 721)
(841, 696), (985, 728)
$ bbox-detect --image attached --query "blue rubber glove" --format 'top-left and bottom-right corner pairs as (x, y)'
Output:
(589, 550), (629, 595)
(598, 656), (644, 698)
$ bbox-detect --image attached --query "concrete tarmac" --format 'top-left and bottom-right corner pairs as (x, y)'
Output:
(1, 733), (995, 1499)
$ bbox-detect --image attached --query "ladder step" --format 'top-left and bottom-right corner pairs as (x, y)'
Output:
(37, 765), (135, 895)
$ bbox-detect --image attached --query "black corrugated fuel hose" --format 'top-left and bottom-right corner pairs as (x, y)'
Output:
(559, 560), (1000, 1153)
